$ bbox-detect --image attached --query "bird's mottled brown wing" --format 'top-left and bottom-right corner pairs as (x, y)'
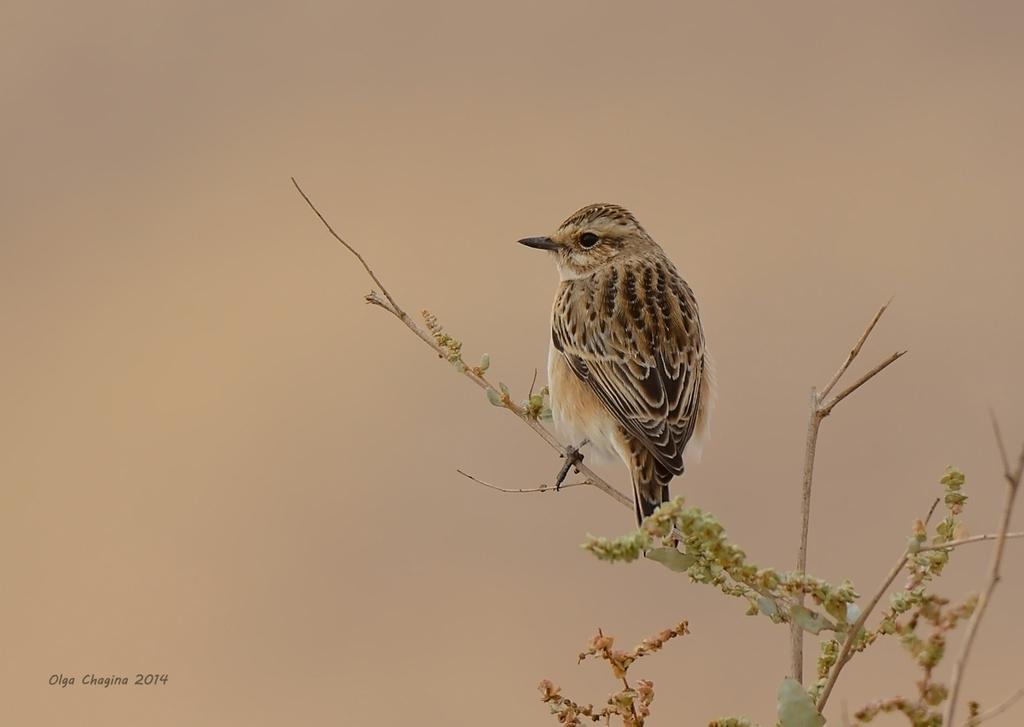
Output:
(552, 255), (705, 476)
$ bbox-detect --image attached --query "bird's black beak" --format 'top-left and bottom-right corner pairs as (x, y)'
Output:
(517, 236), (560, 251)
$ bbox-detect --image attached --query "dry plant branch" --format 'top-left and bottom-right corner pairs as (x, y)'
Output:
(818, 302), (888, 402)
(815, 426), (1024, 718)
(819, 350), (907, 417)
(850, 592), (978, 725)
(291, 178), (633, 509)
(917, 530), (1024, 553)
(291, 178), (402, 314)
(815, 549), (910, 712)
(791, 303), (906, 683)
(943, 420), (1024, 726)
(817, 475), (967, 713)
(540, 621), (689, 726)
(923, 496), (942, 527)
(456, 468), (593, 494)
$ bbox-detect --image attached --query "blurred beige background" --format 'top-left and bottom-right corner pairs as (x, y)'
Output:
(3, 2), (1023, 725)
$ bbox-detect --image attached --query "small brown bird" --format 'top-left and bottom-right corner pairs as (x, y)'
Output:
(519, 204), (714, 524)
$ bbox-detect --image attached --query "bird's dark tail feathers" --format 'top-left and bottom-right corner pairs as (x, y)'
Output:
(631, 448), (679, 526)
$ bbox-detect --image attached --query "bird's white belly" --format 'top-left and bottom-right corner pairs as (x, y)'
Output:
(547, 343), (624, 465)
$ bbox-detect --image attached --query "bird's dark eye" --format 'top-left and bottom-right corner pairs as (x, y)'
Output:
(579, 232), (600, 248)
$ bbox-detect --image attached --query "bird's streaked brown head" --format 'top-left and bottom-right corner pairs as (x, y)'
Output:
(518, 203), (657, 279)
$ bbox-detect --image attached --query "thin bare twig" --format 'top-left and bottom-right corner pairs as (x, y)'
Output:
(292, 179), (634, 509)
(943, 424), (1024, 727)
(791, 304), (905, 683)
(819, 350), (907, 416)
(819, 300), (890, 401)
(917, 531), (1024, 553)
(991, 410), (1012, 475)
(964, 687), (1024, 727)
(923, 497), (942, 527)
(292, 177), (402, 314)
(457, 469), (593, 494)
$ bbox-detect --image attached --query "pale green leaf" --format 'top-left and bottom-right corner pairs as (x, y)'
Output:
(846, 602), (862, 624)
(777, 678), (825, 727)
(646, 547), (697, 572)
(790, 605), (830, 635)
(757, 597), (779, 618)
